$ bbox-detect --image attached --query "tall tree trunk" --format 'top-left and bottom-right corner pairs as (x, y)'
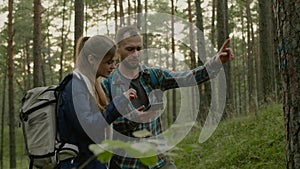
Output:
(225, 0), (233, 115)
(74, 0), (84, 62)
(8, 0), (16, 168)
(60, 0), (67, 81)
(164, 34), (172, 125)
(211, 0), (215, 52)
(231, 36), (236, 114)
(255, 36), (262, 107)
(195, 0), (206, 64)
(133, 0), (137, 24)
(20, 51), (26, 92)
(84, 4), (88, 35)
(237, 59), (242, 114)
(272, 2), (280, 103)
(241, 14), (248, 113)
(45, 7), (53, 85)
(33, 0), (42, 87)
(259, 0), (274, 104)
(252, 9), (261, 109)
(46, 30), (54, 84)
(0, 69), (7, 169)
(171, 0), (176, 122)
(195, 0), (210, 123)
(246, 0), (255, 112)
(25, 39), (31, 90)
(217, 0), (231, 116)
(143, 0), (148, 65)
(42, 54), (46, 86)
(275, 0), (300, 168)
(119, 0), (125, 26)
(114, 0), (118, 35)
(187, 0), (196, 121)
(106, 3), (111, 35)
(127, 0), (131, 25)
(188, 0), (196, 69)
(137, 0), (142, 30)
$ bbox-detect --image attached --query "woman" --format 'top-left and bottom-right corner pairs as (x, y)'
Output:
(57, 35), (136, 169)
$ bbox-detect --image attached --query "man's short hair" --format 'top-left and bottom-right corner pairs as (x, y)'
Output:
(116, 26), (141, 44)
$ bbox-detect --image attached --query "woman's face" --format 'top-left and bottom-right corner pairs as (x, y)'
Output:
(96, 54), (116, 78)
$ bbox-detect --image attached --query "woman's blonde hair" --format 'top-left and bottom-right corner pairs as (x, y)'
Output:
(75, 36), (90, 57)
(76, 35), (116, 111)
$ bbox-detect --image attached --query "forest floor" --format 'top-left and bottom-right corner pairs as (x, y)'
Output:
(2, 104), (285, 169)
(172, 104), (285, 169)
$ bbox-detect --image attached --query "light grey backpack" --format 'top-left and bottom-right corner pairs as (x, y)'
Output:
(20, 73), (78, 169)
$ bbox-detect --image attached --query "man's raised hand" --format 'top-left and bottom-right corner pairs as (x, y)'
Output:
(217, 38), (234, 64)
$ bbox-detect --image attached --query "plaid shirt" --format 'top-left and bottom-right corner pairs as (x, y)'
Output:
(102, 57), (222, 169)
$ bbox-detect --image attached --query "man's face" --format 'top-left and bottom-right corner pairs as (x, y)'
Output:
(117, 35), (142, 69)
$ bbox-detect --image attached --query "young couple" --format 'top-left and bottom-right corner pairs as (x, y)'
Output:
(57, 26), (234, 169)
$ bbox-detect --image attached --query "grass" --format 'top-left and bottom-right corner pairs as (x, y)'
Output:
(172, 104), (285, 169)
(2, 126), (29, 169)
(2, 104), (285, 169)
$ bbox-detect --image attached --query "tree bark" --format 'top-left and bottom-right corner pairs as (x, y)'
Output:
(195, 0), (210, 123)
(246, 0), (255, 112)
(211, 0), (215, 52)
(74, 0), (84, 62)
(275, 0), (300, 168)
(171, 0), (176, 122)
(0, 69), (7, 169)
(241, 14), (248, 113)
(127, 0), (131, 25)
(25, 39), (31, 90)
(143, 0), (148, 65)
(187, 0), (197, 121)
(8, 0), (16, 168)
(217, 0), (232, 116)
(259, 0), (274, 104)
(60, 0), (67, 81)
(114, 0), (118, 35)
(33, 0), (43, 87)
(46, 29), (54, 84)
(119, 0), (125, 26)
(137, 0), (142, 30)
(188, 0), (196, 69)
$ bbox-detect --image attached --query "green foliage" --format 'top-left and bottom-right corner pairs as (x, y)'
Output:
(172, 104), (285, 169)
(89, 128), (163, 167)
(89, 139), (158, 167)
(97, 150), (113, 163)
(132, 129), (153, 138)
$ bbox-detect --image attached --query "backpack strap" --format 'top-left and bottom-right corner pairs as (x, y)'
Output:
(56, 73), (73, 91)
(55, 73), (79, 157)
(29, 157), (34, 169)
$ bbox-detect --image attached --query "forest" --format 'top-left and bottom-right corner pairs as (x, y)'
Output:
(0, 0), (299, 168)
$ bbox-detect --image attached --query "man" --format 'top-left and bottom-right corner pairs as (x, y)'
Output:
(103, 26), (234, 169)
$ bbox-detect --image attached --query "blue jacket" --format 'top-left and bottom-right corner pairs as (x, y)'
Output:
(58, 73), (131, 169)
